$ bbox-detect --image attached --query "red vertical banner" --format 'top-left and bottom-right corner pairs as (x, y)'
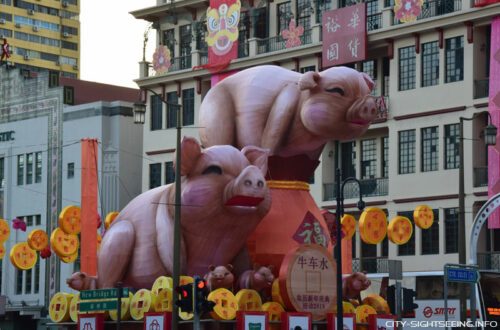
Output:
(81, 139), (98, 275)
(488, 16), (500, 229)
(322, 4), (367, 68)
(206, 0), (240, 73)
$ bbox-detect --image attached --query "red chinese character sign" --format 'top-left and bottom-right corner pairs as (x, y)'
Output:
(322, 4), (366, 68)
(394, 0), (423, 23)
(206, 0), (240, 73)
(278, 244), (336, 320)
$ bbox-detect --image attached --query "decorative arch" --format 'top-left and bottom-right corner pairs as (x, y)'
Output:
(470, 192), (500, 264)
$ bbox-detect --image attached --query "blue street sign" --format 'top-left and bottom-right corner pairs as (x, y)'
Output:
(446, 267), (479, 283)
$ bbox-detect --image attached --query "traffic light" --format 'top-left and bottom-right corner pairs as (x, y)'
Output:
(175, 283), (194, 313)
(194, 276), (215, 314)
(402, 288), (418, 318)
(386, 285), (396, 314)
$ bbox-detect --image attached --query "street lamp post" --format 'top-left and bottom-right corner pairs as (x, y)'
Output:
(458, 112), (497, 322)
(133, 89), (183, 330)
(334, 168), (365, 330)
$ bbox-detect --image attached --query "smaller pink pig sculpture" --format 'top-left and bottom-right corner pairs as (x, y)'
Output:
(199, 65), (378, 159)
(204, 264), (235, 291)
(67, 137), (271, 290)
(343, 272), (372, 300)
(238, 264), (275, 301)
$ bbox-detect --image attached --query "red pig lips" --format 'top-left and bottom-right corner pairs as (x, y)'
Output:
(225, 195), (264, 207)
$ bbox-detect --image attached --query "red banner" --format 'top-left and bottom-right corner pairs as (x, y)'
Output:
(322, 4), (367, 68)
(206, 0), (240, 73)
(474, 0), (500, 7)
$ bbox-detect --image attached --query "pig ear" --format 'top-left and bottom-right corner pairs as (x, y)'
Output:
(177, 137), (202, 176)
(361, 72), (375, 92)
(268, 265), (275, 272)
(209, 265), (215, 271)
(226, 264), (233, 272)
(253, 263), (261, 271)
(242, 146), (269, 176)
(299, 71), (320, 91)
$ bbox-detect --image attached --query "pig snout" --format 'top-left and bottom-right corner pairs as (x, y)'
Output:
(346, 95), (378, 125)
(224, 166), (267, 202)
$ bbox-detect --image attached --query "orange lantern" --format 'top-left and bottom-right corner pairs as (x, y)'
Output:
(387, 216), (413, 245)
(58, 205), (81, 235)
(341, 214), (356, 240)
(414, 204), (434, 229)
(359, 207), (387, 244)
(27, 229), (49, 251)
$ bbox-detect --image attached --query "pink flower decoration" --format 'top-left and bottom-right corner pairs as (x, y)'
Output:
(12, 218), (26, 232)
(394, 0), (423, 23)
(152, 46), (171, 74)
(281, 19), (304, 49)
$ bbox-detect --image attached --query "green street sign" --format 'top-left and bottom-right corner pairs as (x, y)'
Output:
(80, 288), (130, 300)
(79, 300), (117, 312)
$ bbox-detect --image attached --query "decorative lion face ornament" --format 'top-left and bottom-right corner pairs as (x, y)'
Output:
(206, 0), (241, 56)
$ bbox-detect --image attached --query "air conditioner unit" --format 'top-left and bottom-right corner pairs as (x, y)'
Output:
(0, 19), (5, 25)
(32, 26), (39, 32)
(28, 9), (35, 15)
(62, 1), (68, 7)
(15, 23), (21, 28)
(23, 54), (29, 60)
(62, 32), (69, 38)
(72, 64), (78, 70)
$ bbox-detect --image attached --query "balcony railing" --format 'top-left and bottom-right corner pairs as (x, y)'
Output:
(367, 13), (382, 31)
(353, 257), (389, 273)
(474, 79), (490, 99)
(323, 177), (389, 201)
(393, 0), (462, 24)
(473, 166), (488, 187)
(477, 252), (500, 271)
(169, 55), (192, 72)
(200, 50), (208, 65)
(257, 29), (312, 55)
(238, 40), (249, 58)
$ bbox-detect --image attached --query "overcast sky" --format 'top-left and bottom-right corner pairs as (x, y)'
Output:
(80, 0), (156, 88)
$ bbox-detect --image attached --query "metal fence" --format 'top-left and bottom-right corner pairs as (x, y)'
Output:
(477, 252), (500, 271)
(257, 29), (312, 55)
(367, 13), (382, 31)
(169, 55), (192, 72)
(393, 0), (462, 24)
(323, 177), (389, 201)
(353, 257), (389, 273)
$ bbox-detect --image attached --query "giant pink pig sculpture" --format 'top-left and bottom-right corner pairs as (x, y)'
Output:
(199, 65), (378, 159)
(69, 137), (271, 290)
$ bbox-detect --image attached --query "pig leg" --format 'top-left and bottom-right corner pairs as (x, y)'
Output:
(96, 220), (135, 288)
(199, 88), (236, 147)
(261, 83), (300, 153)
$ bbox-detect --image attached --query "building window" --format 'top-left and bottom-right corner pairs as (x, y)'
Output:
(421, 209), (439, 255)
(300, 66), (315, 73)
(0, 157), (4, 189)
(34, 260), (40, 293)
(382, 137), (389, 178)
(165, 161), (175, 184)
(361, 139), (377, 179)
(26, 153), (33, 184)
(362, 59), (377, 81)
(398, 130), (415, 174)
(67, 162), (74, 179)
(16, 269), (23, 294)
(445, 123), (460, 169)
(277, 2), (292, 35)
(162, 29), (175, 57)
(315, 0), (331, 24)
(398, 46), (416, 91)
(166, 91), (179, 129)
(17, 155), (24, 185)
(254, 7), (268, 39)
(398, 211), (415, 256)
(445, 208), (459, 253)
(382, 235), (388, 257)
(35, 152), (42, 183)
(445, 36), (464, 83)
(421, 126), (439, 172)
(26, 215), (33, 226)
(179, 24), (192, 69)
(150, 94), (163, 131)
(25, 267), (32, 293)
(341, 141), (356, 179)
(296, 0), (311, 30)
(182, 88), (195, 126)
(149, 163), (161, 189)
(361, 240), (377, 273)
(421, 41), (439, 87)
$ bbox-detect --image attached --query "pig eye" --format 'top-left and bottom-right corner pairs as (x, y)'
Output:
(202, 165), (223, 175)
(325, 87), (345, 96)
